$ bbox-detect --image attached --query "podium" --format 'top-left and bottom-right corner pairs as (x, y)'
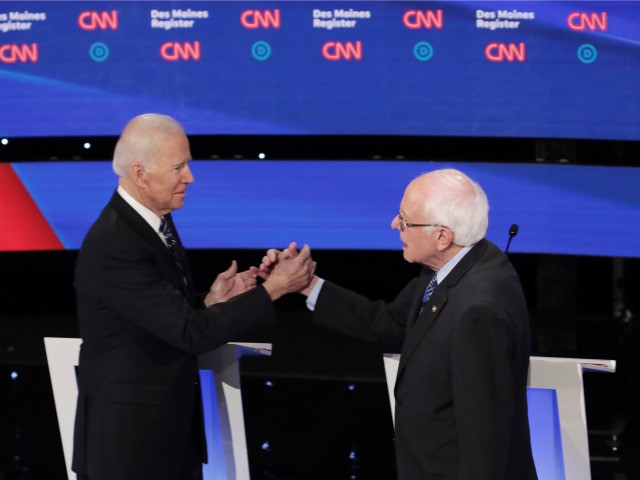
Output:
(383, 354), (615, 480)
(46, 337), (615, 480)
(44, 337), (272, 480)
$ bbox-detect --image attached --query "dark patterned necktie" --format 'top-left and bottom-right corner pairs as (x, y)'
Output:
(160, 216), (186, 281)
(419, 275), (438, 314)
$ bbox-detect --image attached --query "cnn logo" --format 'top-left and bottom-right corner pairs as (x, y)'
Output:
(485, 42), (526, 62)
(160, 42), (201, 61)
(240, 9), (280, 29)
(322, 41), (362, 61)
(567, 12), (607, 31)
(402, 10), (443, 29)
(0, 43), (38, 63)
(78, 11), (118, 30)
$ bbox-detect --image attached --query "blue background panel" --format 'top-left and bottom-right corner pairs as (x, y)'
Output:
(10, 160), (640, 257)
(0, 1), (638, 140)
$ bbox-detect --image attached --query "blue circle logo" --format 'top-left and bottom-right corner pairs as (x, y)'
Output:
(251, 41), (271, 61)
(413, 41), (434, 62)
(89, 42), (109, 62)
(577, 44), (597, 64)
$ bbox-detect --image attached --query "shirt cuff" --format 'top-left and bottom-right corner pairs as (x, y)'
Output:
(305, 278), (325, 311)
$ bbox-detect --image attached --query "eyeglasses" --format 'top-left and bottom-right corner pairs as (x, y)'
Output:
(397, 211), (445, 232)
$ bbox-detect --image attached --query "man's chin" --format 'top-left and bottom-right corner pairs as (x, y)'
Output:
(170, 203), (185, 212)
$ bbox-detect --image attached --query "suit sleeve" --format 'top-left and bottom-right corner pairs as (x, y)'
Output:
(451, 302), (517, 480)
(92, 238), (274, 355)
(312, 278), (419, 347)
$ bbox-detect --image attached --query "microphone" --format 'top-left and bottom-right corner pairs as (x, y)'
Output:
(505, 224), (519, 253)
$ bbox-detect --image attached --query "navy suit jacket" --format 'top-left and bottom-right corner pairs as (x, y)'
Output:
(72, 191), (275, 479)
(313, 239), (538, 480)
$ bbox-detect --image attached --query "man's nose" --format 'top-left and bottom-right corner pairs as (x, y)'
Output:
(183, 164), (194, 183)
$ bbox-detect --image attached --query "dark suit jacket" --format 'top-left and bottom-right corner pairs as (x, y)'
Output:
(313, 239), (538, 480)
(72, 191), (275, 480)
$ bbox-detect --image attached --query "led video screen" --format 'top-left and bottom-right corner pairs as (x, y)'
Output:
(3, 160), (640, 257)
(0, 1), (638, 140)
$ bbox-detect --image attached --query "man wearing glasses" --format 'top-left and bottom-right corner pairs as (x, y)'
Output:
(261, 169), (538, 480)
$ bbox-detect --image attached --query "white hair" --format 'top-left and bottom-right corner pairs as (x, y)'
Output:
(112, 114), (184, 178)
(419, 169), (489, 246)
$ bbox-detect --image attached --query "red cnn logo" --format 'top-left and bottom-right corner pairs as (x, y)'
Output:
(0, 43), (38, 63)
(240, 9), (280, 29)
(402, 10), (443, 29)
(322, 41), (362, 61)
(485, 42), (526, 62)
(78, 11), (119, 30)
(160, 42), (201, 61)
(567, 12), (607, 31)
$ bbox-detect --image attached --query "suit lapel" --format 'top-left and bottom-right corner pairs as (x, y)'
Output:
(110, 192), (196, 300)
(404, 268), (435, 333)
(110, 191), (166, 252)
(395, 239), (489, 386)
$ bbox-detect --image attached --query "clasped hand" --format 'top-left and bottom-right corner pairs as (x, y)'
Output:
(204, 242), (316, 306)
(258, 242), (318, 297)
(259, 243), (316, 300)
(204, 260), (257, 306)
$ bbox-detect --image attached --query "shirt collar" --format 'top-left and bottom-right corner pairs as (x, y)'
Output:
(117, 185), (163, 234)
(436, 244), (473, 284)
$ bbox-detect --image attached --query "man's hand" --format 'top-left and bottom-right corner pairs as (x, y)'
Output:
(262, 243), (316, 301)
(256, 241), (299, 280)
(204, 260), (257, 306)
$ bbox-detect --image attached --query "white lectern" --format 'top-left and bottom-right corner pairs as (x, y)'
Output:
(383, 354), (615, 480)
(46, 337), (615, 480)
(44, 337), (272, 480)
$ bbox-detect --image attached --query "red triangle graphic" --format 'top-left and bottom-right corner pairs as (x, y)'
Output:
(0, 164), (64, 251)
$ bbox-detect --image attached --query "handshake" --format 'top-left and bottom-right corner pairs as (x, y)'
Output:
(204, 242), (318, 306)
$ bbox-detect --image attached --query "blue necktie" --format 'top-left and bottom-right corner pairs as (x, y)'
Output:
(419, 275), (438, 314)
(160, 217), (186, 282)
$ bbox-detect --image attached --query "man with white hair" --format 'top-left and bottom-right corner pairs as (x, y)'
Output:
(262, 169), (538, 480)
(73, 113), (314, 480)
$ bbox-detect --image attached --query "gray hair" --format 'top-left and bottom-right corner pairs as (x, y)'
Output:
(112, 114), (184, 178)
(420, 169), (489, 246)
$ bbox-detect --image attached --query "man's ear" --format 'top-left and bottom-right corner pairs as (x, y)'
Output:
(435, 227), (454, 252)
(130, 163), (147, 188)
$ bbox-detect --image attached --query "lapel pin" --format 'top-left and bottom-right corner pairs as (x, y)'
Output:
(432, 306), (437, 313)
